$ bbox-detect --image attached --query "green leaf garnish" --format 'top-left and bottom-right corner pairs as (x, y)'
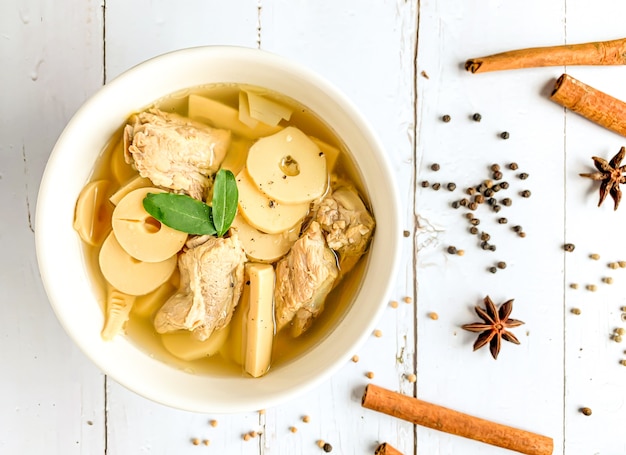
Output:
(141, 169), (239, 237)
(212, 169), (238, 237)
(143, 193), (217, 235)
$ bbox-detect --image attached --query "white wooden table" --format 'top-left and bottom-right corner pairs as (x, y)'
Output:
(3, 1), (626, 453)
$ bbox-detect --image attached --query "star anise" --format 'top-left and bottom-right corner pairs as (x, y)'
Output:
(580, 146), (626, 210)
(461, 296), (524, 360)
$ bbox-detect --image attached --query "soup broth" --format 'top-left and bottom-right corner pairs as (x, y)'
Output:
(80, 83), (374, 377)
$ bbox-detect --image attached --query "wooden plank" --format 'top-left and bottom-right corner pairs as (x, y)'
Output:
(560, 1), (626, 453)
(0, 0), (105, 453)
(415, 1), (566, 453)
(259, 0), (418, 453)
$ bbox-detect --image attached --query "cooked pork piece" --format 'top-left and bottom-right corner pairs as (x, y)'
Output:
(314, 186), (375, 276)
(124, 108), (231, 200)
(274, 221), (339, 337)
(153, 233), (247, 341)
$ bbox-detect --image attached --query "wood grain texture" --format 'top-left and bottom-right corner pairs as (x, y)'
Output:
(4, 0), (626, 453)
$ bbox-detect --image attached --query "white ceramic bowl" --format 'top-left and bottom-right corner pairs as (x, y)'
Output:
(35, 46), (402, 413)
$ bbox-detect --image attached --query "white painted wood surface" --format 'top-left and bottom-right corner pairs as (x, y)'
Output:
(2, 0), (626, 453)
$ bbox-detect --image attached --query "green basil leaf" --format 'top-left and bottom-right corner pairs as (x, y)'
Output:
(143, 193), (217, 235)
(212, 169), (238, 237)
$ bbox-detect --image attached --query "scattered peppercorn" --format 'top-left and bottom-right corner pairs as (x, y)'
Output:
(366, 371), (375, 379)
(465, 213), (474, 220)
(571, 308), (581, 315)
(499, 181), (509, 189)
(508, 162), (519, 170)
(457, 249), (465, 256)
(447, 182), (457, 191)
(302, 416), (310, 423)
(621, 306), (626, 311)
(389, 300), (398, 309)
(590, 253), (600, 260)
(323, 442), (333, 453)
(520, 190), (531, 198)
(466, 187), (476, 196)
(616, 328), (625, 336)
(615, 335), (623, 343)
(469, 226), (479, 235)
(498, 217), (508, 224)
(403, 296), (412, 304)
(490, 164), (501, 172)
(469, 202), (478, 210)
(192, 438), (200, 446)
(619, 261), (626, 268)
(620, 360), (626, 366)
(513, 225), (523, 232)
(470, 218), (480, 226)
(487, 197), (497, 205)
(622, 313), (626, 322)
(484, 188), (494, 197)
(432, 183), (441, 190)
(563, 243), (576, 252)
(373, 329), (383, 338)
(459, 198), (469, 207)
(570, 283), (579, 290)
(442, 115), (451, 123)
(609, 262), (620, 269)
(502, 198), (512, 206)
(518, 231), (526, 238)
(243, 433), (251, 441)
(203, 440), (210, 446)
(492, 205), (502, 213)
(474, 194), (485, 204)
(421, 180), (429, 188)
(492, 184), (501, 192)
(317, 440), (326, 449)
(500, 131), (510, 139)
(249, 431), (258, 438)
(488, 266), (497, 274)
(493, 171), (503, 180)
(403, 230), (410, 237)
(451, 200), (460, 209)
(431, 163), (441, 171)
(497, 261), (507, 269)
(428, 312), (439, 320)
(472, 113), (482, 122)
(488, 244), (496, 251)
(480, 232), (491, 241)
(210, 420), (218, 427)
(519, 172), (529, 180)
(406, 373), (417, 383)
(351, 355), (359, 362)
(580, 407), (592, 416)
(602, 277), (614, 284)
(290, 426), (298, 433)
(586, 284), (597, 292)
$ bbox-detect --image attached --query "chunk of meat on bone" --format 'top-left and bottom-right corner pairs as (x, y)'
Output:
(314, 186), (375, 276)
(153, 233), (247, 341)
(124, 108), (230, 200)
(274, 221), (339, 337)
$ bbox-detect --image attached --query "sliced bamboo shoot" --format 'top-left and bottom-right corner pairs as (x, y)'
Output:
(110, 136), (136, 184)
(109, 175), (153, 206)
(188, 94), (282, 140)
(161, 325), (230, 361)
(73, 179), (115, 247)
(101, 285), (135, 341)
(231, 213), (300, 262)
(246, 127), (327, 204)
(244, 263), (275, 378)
(131, 273), (178, 318)
(238, 91), (259, 128)
(244, 91), (293, 126)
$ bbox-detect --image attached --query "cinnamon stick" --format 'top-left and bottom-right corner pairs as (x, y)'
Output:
(551, 73), (626, 137)
(375, 442), (403, 455)
(362, 384), (553, 455)
(465, 37), (626, 73)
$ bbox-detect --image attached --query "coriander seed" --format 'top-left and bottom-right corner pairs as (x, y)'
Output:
(366, 371), (375, 379)
(210, 420), (218, 427)
(406, 373), (417, 383)
(621, 306), (626, 311)
(243, 434), (251, 441)
(474, 194), (485, 204)
(492, 205), (502, 213)
(470, 218), (480, 226)
(484, 188), (494, 197)
(602, 277), (614, 284)
(472, 113), (482, 122)
(459, 198), (469, 207)
(352, 354), (359, 362)
(563, 243), (576, 252)
(620, 360), (626, 366)
(616, 327), (626, 336)
(513, 225), (523, 232)
(469, 202), (478, 210)
(615, 335), (623, 343)
(571, 308), (581, 315)
(317, 440), (326, 448)
(373, 329), (383, 337)
(428, 312), (439, 320)
(403, 296), (412, 304)
(609, 262), (620, 269)
(447, 182), (457, 191)
(466, 187), (476, 196)
(518, 231), (526, 238)
(192, 438), (200, 446)
(442, 115), (451, 123)
(451, 200), (460, 209)
(389, 300), (398, 309)
(621, 313), (626, 322)
(457, 249), (465, 256)
(580, 407), (592, 416)
(619, 261), (626, 268)
(590, 253), (600, 260)
(500, 131), (510, 139)
(492, 183), (501, 192)
(570, 283), (579, 289)
(302, 415), (311, 423)
(497, 261), (507, 269)
(586, 284), (597, 292)
(508, 162), (519, 170)
(290, 426), (298, 433)
(465, 213), (474, 220)
(403, 230), (410, 237)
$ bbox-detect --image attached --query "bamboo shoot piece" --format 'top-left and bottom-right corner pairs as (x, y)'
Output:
(161, 325), (230, 361)
(101, 285), (135, 341)
(244, 263), (275, 378)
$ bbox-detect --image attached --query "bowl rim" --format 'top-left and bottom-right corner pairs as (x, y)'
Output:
(35, 45), (403, 413)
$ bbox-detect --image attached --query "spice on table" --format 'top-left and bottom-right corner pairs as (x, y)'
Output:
(390, 300), (399, 309)
(622, 313), (626, 322)
(501, 198), (512, 206)
(498, 217), (508, 224)
(192, 438), (200, 446)
(323, 442), (333, 452)
(421, 180), (429, 188)
(580, 407), (593, 416)
(571, 308), (581, 315)
(352, 355), (359, 362)
(602, 277), (614, 284)
(361, 384), (553, 455)
(431, 163), (441, 171)
(473, 113), (482, 122)
(520, 190), (531, 198)
(615, 328), (625, 336)
(493, 171), (503, 180)
(428, 312), (439, 320)
(500, 131), (510, 139)
(432, 182), (441, 191)
(447, 182), (457, 191)
(509, 162), (519, 170)
(563, 243), (576, 252)
(590, 253), (601, 260)
(461, 296), (524, 359)
(497, 261), (507, 269)
(465, 37), (626, 73)
(403, 230), (410, 237)
(518, 172), (529, 180)
(609, 262), (620, 269)
(470, 218), (480, 226)
(366, 371), (375, 379)
(403, 296), (412, 304)
(492, 205), (501, 213)
(474, 194), (485, 204)
(317, 440), (326, 448)
(619, 261), (626, 268)
(303, 415), (311, 423)
(447, 246), (458, 254)
(457, 249), (465, 256)
(406, 373), (417, 383)
(203, 439), (210, 446)
(442, 115), (451, 123)
(570, 283), (579, 290)
(469, 226), (479, 235)
(488, 266), (497, 274)
(243, 433), (251, 441)
(210, 419), (218, 427)
(586, 284), (597, 292)
(615, 335), (623, 343)
(620, 359), (626, 366)
(469, 201), (479, 210)
(500, 181), (510, 189)
(579, 146), (626, 210)
(290, 426), (298, 433)
(551, 74), (626, 137)
(375, 442), (404, 455)
(480, 232), (491, 241)
(374, 329), (383, 338)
